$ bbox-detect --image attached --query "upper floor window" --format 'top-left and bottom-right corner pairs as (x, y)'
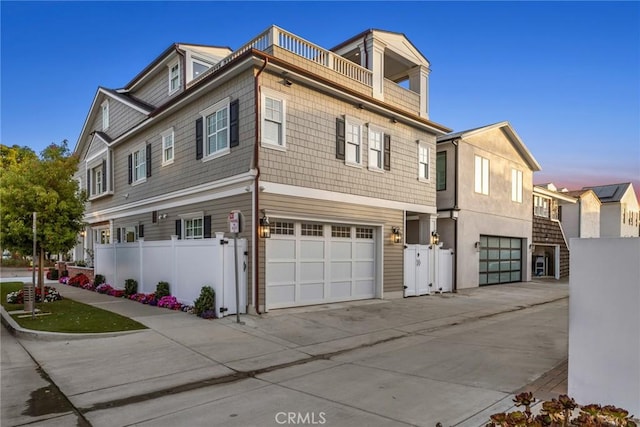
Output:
(262, 90), (286, 148)
(511, 169), (523, 203)
(93, 166), (103, 196)
(345, 118), (362, 166)
(200, 99), (230, 159)
(474, 155), (490, 195)
(534, 195), (549, 218)
(418, 142), (430, 181)
(436, 151), (446, 191)
(101, 100), (109, 130)
(161, 128), (174, 165)
(168, 61), (181, 94)
(86, 153), (110, 199)
(191, 58), (211, 80)
(368, 126), (383, 170)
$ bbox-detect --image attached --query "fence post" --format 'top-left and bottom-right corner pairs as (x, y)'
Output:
(171, 235), (178, 298)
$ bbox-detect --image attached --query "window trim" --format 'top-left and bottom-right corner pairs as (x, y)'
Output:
(261, 88), (287, 150)
(474, 155), (490, 195)
(417, 141), (430, 182)
(132, 145), (147, 185)
(511, 168), (523, 203)
(85, 149), (112, 201)
(534, 195), (550, 218)
(344, 115), (362, 167)
(101, 100), (109, 131)
(168, 60), (181, 94)
(190, 57), (213, 81)
(200, 97), (231, 161)
(368, 124), (384, 171)
(161, 127), (175, 166)
(179, 212), (204, 240)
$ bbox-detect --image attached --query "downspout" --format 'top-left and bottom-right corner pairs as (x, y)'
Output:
(452, 138), (460, 292)
(253, 57), (269, 315)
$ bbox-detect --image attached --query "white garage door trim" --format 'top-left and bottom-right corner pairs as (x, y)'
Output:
(266, 221), (381, 309)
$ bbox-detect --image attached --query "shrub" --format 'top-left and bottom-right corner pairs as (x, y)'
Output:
(156, 281), (170, 299)
(6, 286), (63, 304)
(486, 392), (637, 427)
(124, 279), (137, 296)
(46, 268), (59, 280)
(94, 274), (106, 286)
(194, 286), (215, 317)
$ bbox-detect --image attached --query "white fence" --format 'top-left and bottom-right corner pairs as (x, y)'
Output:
(569, 237), (639, 414)
(95, 232), (247, 318)
(404, 244), (453, 297)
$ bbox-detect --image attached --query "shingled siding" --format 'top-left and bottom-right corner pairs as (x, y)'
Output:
(533, 216), (570, 278)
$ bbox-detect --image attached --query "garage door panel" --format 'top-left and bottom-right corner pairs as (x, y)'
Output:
(300, 283), (324, 301)
(355, 242), (374, 258)
(300, 262), (324, 281)
(269, 240), (296, 259)
(355, 280), (374, 296)
(301, 241), (324, 259)
(269, 284), (296, 305)
(266, 263), (295, 284)
(331, 262), (352, 280)
(355, 261), (374, 277)
(330, 281), (352, 298)
(331, 242), (352, 259)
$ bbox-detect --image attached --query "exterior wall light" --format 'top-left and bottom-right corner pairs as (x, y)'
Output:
(391, 226), (402, 244)
(474, 241), (481, 252)
(431, 231), (440, 245)
(259, 211), (271, 239)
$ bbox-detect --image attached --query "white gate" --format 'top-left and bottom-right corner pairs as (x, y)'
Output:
(404, 244), (453, 297)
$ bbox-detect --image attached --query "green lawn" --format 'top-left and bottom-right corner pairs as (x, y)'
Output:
(1, 282), (147, 333)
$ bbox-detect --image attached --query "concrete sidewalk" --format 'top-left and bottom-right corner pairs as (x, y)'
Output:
(2, 278), (569, 426)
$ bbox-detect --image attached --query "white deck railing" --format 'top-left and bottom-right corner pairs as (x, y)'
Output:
(189, 26), (372, 88)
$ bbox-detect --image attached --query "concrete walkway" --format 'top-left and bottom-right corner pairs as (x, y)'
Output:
(2, 277), (569, 426)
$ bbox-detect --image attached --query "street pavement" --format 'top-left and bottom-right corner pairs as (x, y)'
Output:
(1, 275), (569, 427)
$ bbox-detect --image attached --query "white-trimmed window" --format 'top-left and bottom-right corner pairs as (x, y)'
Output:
(368, 126), (383, 170)
(101, 100), (109, 130)
(133, 147), (146, 183)
(184, 217), (203, 239)
(511, 169), (523, 203)
(474, 155), (490, 195)
(161, 128), (174, 165)
(119, 225), (138, 243)
(534, 195), (549, 218)
(93, 227), (110, 245)
(200, 98), (230, 159)
(262, 90), (286, 148)
(192, 58), (211, 80)
(168, 61), (181, 94)
(93, 166), (103, 196)
(418, 141), (430, 181)
(345, 117), (362, 166)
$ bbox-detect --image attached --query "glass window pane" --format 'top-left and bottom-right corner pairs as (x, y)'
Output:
(488, 261), (500, 272)
(511, 260), (521, 270)
(500, 249), (511, 260)
(488, 237), (500, 248)
(511, 239), (521, 249)
(480, 235), (488, 246)
(488, 250), (500, 260)
(488, 273), (500, 284)
(479, 274), (487, 285)
(500, 261), (511, 271)
(479, 249), (488, 260)
(479, 262), (487, 273)
(511, 271), (521, 282)
(500, 238), (511, 248)
(500, 272), (511, 282)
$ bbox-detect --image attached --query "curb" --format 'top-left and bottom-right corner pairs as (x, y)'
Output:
(0, 305), (147, 341)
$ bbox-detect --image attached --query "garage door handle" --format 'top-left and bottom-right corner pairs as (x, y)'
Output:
(243, 261), (247, 272)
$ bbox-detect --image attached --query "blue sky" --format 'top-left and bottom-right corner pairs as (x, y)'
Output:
(2, 1), (639, 193)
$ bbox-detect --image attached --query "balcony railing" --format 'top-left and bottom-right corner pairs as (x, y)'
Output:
(189, 26), (373, 88)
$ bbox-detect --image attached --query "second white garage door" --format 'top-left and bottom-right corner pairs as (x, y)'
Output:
(266, 221), (378, 309)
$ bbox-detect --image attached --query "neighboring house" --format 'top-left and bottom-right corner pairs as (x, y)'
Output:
(531, 184), (576, 279)
(559, 188), (601, 246)
(435, 122), (541, 289)
(583, 183), (640, 238)
(74, 25), (451, 312)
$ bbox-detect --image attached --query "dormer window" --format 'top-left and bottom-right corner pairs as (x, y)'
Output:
(168, 61), (181, 94)
(192, 59), (211, 80)
(101, 100), (109, 130)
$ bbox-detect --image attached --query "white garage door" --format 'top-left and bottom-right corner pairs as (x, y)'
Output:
(266, 221), (377, 309)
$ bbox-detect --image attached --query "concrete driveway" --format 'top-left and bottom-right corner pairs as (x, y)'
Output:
(2, 279), (568, 426)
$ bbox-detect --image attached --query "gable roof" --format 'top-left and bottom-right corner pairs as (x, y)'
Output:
(565, 189), (602, 204)
(437, 121), (542, 172)
(331, 28), (430, 66)
(533, 185), (577, 203)
(583, 183), (633, 203)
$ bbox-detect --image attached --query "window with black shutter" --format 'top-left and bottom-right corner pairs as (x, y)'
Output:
(195, 117), (203, 160)
(383, 134), (391, 171)
(203, 215), (212, 238)
(128, 154), (133, 184)
(175, 219), (182, 239)
(336, 117), (345, 160)
(101, 159), (107, 192)
(229, 99), (239, 147)
(146, 144), (152, 177)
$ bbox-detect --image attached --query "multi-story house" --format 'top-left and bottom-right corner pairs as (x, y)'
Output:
(73, 26), (451, 312)
(435, 122), (541, 289)
(559, 188), (601, 246)
(531, 184), (576, 279)
(583, 183), (639, 238)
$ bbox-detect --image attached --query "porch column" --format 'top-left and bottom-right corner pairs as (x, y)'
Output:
(408, 65), (430, 119)
(365, 36), (386, 100)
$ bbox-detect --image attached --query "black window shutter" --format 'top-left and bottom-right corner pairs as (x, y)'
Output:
(86, 168), (91, 193)
(203, 215), (212, 238)
(138, 224), (144, 238)
(116, 228), (121, 243)
(336, 117), (345, 160)
(175, 219), (182, 239)
(383, 134), (391, 171)
(101, 159), (107, 192)
(152, 211), (158, 224)
(195, 117), (203, 160)
(128, 154), (133, 184)
(146, 144), (152, 178)
(230, 99), (239, 148)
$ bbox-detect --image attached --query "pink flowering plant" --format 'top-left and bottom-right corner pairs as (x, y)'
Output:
(157, 295), (182, 310)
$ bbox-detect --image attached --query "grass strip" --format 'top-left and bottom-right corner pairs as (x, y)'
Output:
(1, 282), (146, 333)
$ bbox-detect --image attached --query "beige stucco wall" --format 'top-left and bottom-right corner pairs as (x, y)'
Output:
(561, 192), (600, 245)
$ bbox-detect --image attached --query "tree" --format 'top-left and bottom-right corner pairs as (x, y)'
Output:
(0, 141), (87, 292)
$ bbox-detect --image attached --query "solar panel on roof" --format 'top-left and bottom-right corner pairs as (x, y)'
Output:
(597, 186), (617, 199)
